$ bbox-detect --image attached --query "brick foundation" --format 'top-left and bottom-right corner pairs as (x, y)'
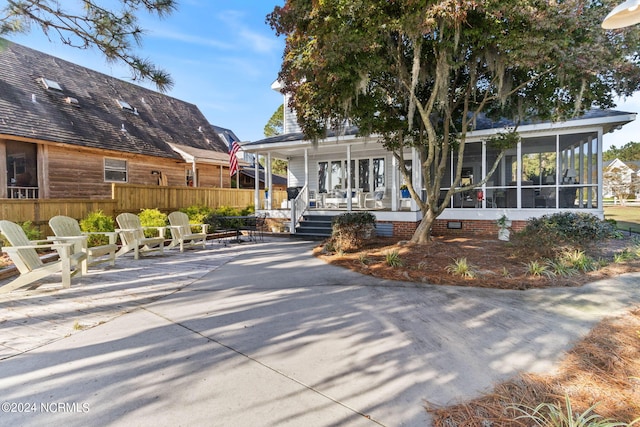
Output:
(432, 219), (526, 236)
(378, 219), (526, 239)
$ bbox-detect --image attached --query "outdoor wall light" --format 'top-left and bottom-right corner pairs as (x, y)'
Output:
(602, 0), (640, 29)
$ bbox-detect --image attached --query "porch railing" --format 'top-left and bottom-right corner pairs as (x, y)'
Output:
(290, 184), (309, 234)
(7, 186), (39, 199)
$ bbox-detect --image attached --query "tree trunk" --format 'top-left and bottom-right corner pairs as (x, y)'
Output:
(410, 208), (438, 244)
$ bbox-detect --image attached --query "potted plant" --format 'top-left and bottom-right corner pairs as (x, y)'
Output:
(497, 214), (512, 241)
(400, 184), (410, 198)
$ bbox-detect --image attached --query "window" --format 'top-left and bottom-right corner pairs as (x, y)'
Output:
(104, 158), (128, 182)
(319, 157), (386, 194)
(373, 158), (385, 189)
(358, 159), (370, 192)
(117, 99), (138, 114)
(318, 162), (328, 193)
(40, 78), (63, 91)
(330, 161), (343, 190)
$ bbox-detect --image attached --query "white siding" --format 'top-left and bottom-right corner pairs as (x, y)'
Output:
(283, 94), (302, 134)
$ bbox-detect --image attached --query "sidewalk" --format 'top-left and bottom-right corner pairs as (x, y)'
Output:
(1, 237), (639, 426)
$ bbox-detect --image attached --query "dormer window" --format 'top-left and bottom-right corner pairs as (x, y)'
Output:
(117, 99), (138, 115)
(40, 78), (63, 91)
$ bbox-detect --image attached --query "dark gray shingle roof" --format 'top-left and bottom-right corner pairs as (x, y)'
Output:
(0, 40), (230, 159)
(246, 110), (634, 146)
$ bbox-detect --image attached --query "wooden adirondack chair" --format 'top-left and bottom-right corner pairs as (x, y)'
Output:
(115, 213), (165, 260)
(167, 211), (208, 252)
(0, 220), (83, 293)
(48, 215), (118, 274)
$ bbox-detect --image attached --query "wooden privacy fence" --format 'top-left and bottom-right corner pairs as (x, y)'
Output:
(1, 184), (287, 226)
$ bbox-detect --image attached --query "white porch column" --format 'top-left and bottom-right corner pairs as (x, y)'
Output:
(516, 140), (522, 208)
(267, 152), (273, 209)
(411, 147), (420, 210)
(347, 145), (352, 210)
(304, 148), (309, 205)
(254, 154), (260, 209)
(391, 155), (398, 211)
(597, 129), (603, 211)
(192, 161), (198, 187)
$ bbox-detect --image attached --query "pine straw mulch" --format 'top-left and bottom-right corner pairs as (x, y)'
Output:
(425, 307), (640, 425)
(313, 234), (640, 290)
(314, 235), (640, 424)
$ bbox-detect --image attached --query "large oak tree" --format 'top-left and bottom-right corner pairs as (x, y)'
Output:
(268, 0), (640, 243)
(1, 0), (176, 92)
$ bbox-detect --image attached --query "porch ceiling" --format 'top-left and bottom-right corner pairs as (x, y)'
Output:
(242, 135), (389, 160)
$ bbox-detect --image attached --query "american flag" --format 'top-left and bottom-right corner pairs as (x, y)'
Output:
(228, 138), (240, 177)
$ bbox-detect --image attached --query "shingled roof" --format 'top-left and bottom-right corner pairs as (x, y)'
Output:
(0, 39), (229, 159)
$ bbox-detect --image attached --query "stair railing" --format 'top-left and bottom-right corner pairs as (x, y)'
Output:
(290, 184), (309, 234)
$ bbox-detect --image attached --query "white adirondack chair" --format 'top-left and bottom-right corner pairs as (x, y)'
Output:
(115, 213), (165, 260)
(0, 220), (83, 293)
(48, 215), (118, 274)
(167, 211), (208, 252)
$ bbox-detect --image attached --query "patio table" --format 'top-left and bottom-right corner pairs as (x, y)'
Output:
(214, 215), (257, 244)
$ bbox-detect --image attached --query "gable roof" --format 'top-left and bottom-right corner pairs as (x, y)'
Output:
(0, 39), (230, 160)
(606, 159), (640, 172)
(239, 167), (287, 186)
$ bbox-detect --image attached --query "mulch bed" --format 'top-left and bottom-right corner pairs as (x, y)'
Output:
(314, 234), (640, 290)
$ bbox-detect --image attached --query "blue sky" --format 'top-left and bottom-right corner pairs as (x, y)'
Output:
(4, 0), (640, 149)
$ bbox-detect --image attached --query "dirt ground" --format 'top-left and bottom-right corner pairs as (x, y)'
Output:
(314, 234), (640, 290)
(314, 234), (640, 424)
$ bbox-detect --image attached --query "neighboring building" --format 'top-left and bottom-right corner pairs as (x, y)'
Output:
(603, 158), (640, 200)
(240, 81), (636, 238)
(237, 166), (287, 191)
(0, 40), (246, 199)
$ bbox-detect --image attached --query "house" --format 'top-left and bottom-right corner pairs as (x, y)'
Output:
(240, 82), (636, 238)
(237, 166), (287, 191)
(0, 40), (246, 199)
(603, 158), (640, 201)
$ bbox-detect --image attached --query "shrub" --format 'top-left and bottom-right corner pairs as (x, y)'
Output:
(138, 208), (168, 238)
(1, 221), (41, 247)
(445, 257), (477, 278)
(330, 212), (376, 252)
(512, 212), (619, 259)
(384, 250), (404, 267)
(20, 221), (42, 241)
(80, 210), (116, 247)
(180, 205), (214, 225)
(512, 394), (628, 427)
(203, 206), (247, 232)
(524, 260), (555, 278)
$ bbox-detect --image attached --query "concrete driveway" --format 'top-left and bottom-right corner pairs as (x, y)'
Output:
(1, 238), (639, 426)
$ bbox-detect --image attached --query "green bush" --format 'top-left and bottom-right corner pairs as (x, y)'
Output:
(20, 221), (42, 241)
(203, 206), (249, 232)
(0, 221), (42, 249)
(1, 221), (42, 247)
(139, 208), (168, 238)
(330, 212), (376, 252)
(180, 205), (214, 225)
(512, 212), (619, 259)
(80, 210), (115, 247)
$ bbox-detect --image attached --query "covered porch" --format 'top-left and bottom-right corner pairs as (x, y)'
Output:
(241, 110), (636, 237)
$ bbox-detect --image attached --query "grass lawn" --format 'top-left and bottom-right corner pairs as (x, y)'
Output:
(604, 205), (640, 233)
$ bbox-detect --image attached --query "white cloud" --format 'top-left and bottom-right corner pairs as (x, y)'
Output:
(238, 28), (281, 54)
(147, 28), (234, 50)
